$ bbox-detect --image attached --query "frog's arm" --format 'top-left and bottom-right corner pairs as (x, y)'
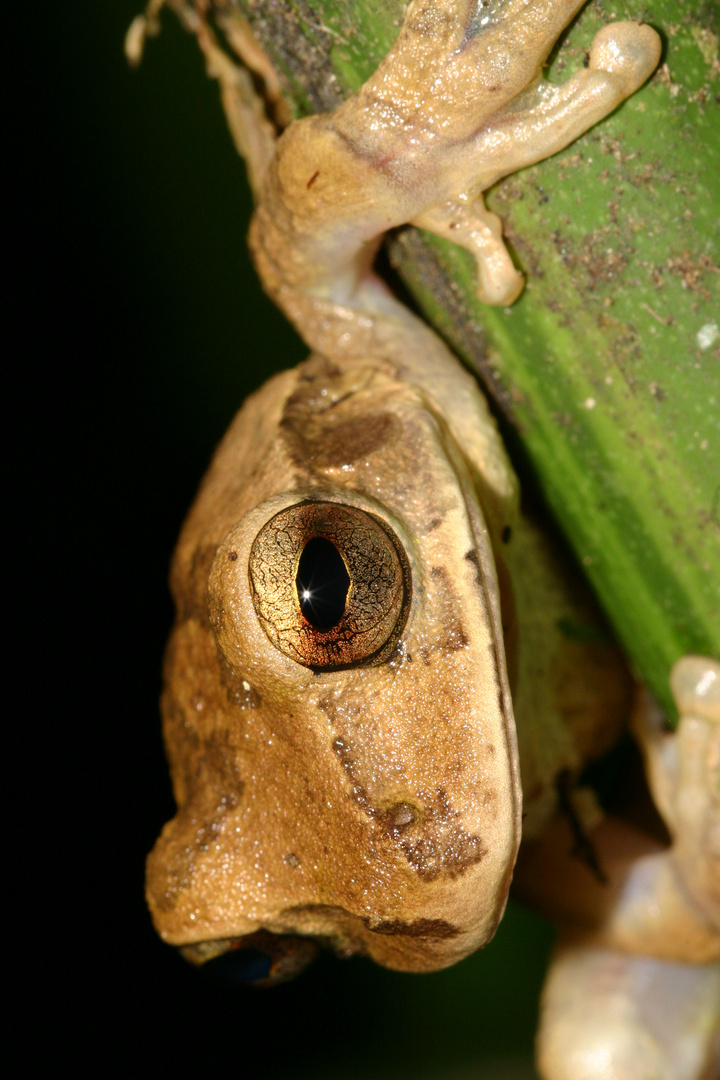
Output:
(137, 0), (660, 529)
(516, 658), (720, 960)
(248, 0), (660, 343)
(516, 657), (720, 1079)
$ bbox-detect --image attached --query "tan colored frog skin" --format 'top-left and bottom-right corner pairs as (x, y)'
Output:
(140, 2), (720, 1076)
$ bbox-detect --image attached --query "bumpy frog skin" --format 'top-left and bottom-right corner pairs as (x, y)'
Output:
(139, 2), (720, 1075)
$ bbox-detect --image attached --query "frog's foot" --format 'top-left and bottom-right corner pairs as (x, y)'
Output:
(633, 657), (720, 933)
(251, 1), (660, 329)
(532, 659), (720, 963)
(403, 9), (661, 304)
(537, 940), (720, 1080)
(412, 198), (524, 306)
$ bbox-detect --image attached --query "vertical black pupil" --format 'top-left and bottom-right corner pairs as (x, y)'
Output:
(296, 537), (350, 629)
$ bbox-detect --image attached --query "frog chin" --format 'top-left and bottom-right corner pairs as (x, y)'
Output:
(179, 888), (511, 981)
(155, 865), (516, 978)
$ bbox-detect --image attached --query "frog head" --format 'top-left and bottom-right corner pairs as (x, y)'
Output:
(146, 357), (521, 977)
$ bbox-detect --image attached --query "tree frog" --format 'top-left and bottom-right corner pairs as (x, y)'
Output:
(137, 2), (720, 1076)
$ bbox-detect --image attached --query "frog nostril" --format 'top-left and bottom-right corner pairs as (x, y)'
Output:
(390, 804), (415, 826)
(385, 801), (419, 831)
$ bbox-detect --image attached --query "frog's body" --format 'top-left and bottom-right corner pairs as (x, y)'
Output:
(142, 1), (720, 1076)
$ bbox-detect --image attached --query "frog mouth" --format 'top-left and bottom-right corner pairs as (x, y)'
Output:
(179, 930), (319, 987)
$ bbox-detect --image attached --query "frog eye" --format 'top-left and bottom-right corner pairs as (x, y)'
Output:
(248, 501), (411, 671)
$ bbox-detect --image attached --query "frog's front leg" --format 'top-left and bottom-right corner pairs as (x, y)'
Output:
(409, 16), (662, 305)
(589, 658), (720, 961)
(533, 659), (720, 1080)
(638, 657), (720, 931)
(251, 0), (661, 327)
(538, 947), (720, 1080)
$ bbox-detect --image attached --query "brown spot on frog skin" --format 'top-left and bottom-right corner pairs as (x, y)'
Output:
(329, 728), (486, 881)
(363, 918), (460, 940)
(172, 543), (218, 623)
(197, 731), (245, 808)
(283, 904), (459, 944)
(330, 734), (374, 817)
(395, 787), (487, 882)
(278, 356), (402, 471)
(464, 547), (482, 580)
(430, 565), (469, 651)
(282, 409), (399, 470)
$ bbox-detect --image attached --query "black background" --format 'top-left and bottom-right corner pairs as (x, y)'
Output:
(26, 4), (553, 1075)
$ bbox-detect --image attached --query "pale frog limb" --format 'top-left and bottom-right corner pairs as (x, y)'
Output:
(250, 0), (661, 321)
(537, 946), (720, 1080)
(520, 659), (720, 1078)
